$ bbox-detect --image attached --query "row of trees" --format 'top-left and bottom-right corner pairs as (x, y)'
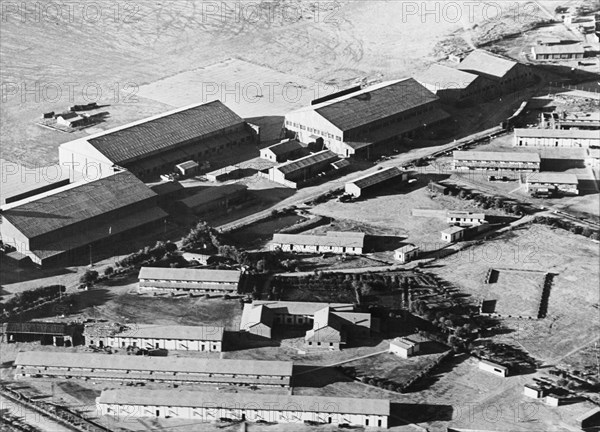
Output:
(116, 241), (178, 269)
(533, 216), (599, 240)
(1, 285), (65, 315)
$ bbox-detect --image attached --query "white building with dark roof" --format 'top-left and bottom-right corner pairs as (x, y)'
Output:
(270, 231), (365, 254)
(240, 301), (371, 350)
(265, 150), (340, 188)
(447, 211), (486, 227)
(84, 324), (225, 352)
(525, 172), (579, 195)
(0, 171), (167, 266)
(58, 101), (257, 180)
(259, 139), (305, 162)
(389, 335), (426, 358)
(284, 79), (449, 158)
(416, 64), (496, 105)
(15, 351), (292, 387)
(453, 150), (541, 172)
(344, 167), (409, 198)
(137, 267), (241, 294)
(514, 128), (600, 148)
(531, 43), (585, 60)
(96, 389), (390, 428)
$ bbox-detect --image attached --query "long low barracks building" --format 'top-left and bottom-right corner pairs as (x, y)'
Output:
(15, 351), (292, 387)
(96, 389), (390, 428)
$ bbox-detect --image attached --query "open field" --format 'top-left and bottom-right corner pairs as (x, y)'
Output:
(480, 268), (547, 318)
(429, 224), (600, 363)
(1, 1), (562, 167)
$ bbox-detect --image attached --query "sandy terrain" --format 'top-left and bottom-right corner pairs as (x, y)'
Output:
(1, 1), (563, 166)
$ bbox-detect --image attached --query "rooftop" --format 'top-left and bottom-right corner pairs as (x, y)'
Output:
(138, 267), (241, 283)
(178, 183), (248, 209)
(70, 100), (244, 165)
(240, 304), (275, 331)
(262, 139), (303, 156)
(6, 322), (68, 335)
(525, 172), (579, 185)
(15, 351), (293, 376)
(1, 171), (157, 239)
(515, 128), (600, 139)
(416, 64), (481, 90)
(274, 150), (339, 176)
(479, 359), (508, 370)
(176, 160), (199, 170)
(291, 78), (438, 132)
(272, 231), (365, 249)
(458, 50), (519, 80)
(454, 150), (541, 163)
(395, 244), (419, 253)
(100, 324), (225, 341)
(533, 44), (585, 55)
(252, 301), (354, 316)
(347, 167), (403, 190)
(442, 226), (466, 235)
(97, 389), (391, 416)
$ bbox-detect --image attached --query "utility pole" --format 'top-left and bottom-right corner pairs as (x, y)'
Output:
(89, 244), (93, 268)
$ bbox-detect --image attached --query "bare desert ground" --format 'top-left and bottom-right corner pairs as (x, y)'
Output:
(1, 0), (558, 166)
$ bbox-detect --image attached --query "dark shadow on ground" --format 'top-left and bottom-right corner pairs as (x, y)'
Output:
(365, 235), (407, 253)
(390, 402), (454, 426)
(292, 365), (353, 388)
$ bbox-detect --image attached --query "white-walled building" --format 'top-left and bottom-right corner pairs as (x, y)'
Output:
(457, 50), (534, 93)
(525, 172), (579, 195)
(453, 151), (541, 172)
(514, 128), (599, 148)
(137, 267), (241, 294)
(389, 336), (422, 359)
(523, 384), (545, 399)
(259, 139), (305, 162)
(15, 351), (293, 387)
(96, 389), (390, 428)
(531, 43), (585, 60)
(394, 244), (419, 263)
(265, 150), (340, 188)
(270, 231), (365, 255)
(84, 324), (224, 352)
(441, 226), (466, 243)
(284, 79), (449, 158)
(478, 359), (508, 377)
(447, 211), (486, 226)
(344, 167), (409, 198)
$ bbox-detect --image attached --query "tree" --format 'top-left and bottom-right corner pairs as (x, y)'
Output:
(494, 197), (504, 209)
(104, 267), (114, 276)
(582, 227), (593, 237)
(458, 190), (468, 200)
(165, 242), (177, 253)
(80, 270), (99, 285)
(511, 204), (523, 215)
(256, 259), (267, 273)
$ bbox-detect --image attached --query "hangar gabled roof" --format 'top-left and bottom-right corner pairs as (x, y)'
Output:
(275, 150), (339, 176)
(458, 50), (518, 80)
(1, 171), (157, 239)
(305, 78), (438, 132)
(347, 166), (403, 190)
(97, 389), (391, 416)
(84, 100), (244, 164)
(417, 64), (482, 90)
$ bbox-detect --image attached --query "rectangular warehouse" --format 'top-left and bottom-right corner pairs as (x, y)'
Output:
(266, 150), (339, 188)
(453, 151), (541, 172)
(84, 324), (225, 352)
(344, 167), (409, 198)
(416, 64), (496, 105)
(447, 211), (486, 226)
(96, 389), (390, 428)
(15, 351), (292, 387)
(457, 50), (534, 93)
(270, 231), (365, 254)
(58, 101), (257, 180)
(284, 79), (449, 158)
(177, 183), (249, 215)
(531, 44), (585, 60)
(525, 172), (579, 195)
(0, 171), (167, 266)
(514, 128), (600, 148)
(138, 267), (241, 294)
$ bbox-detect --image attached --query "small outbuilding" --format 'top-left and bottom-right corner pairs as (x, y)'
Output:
(576, 407), (600, 429)
(478, 359), (508, 377)
(259, 139), (305, 162)
(447, 211), (486, 227)
(523, 384), (544, 399)
(394, 244), (419, 263)
(344, 167), (408, 198)
(441, 226), (466, 243)
(389, 336), (422, 359)
(175, 160), (199, 177)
